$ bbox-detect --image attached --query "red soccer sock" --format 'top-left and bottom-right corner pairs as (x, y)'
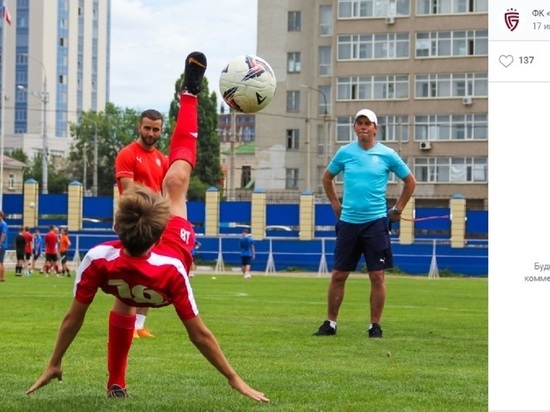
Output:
(168, 93), (198, 168)
(107, 311), (136, 389)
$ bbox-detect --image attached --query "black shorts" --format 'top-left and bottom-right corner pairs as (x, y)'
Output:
(46, 253), (58, 263)
(60, 251), (68, 264)
(333, 218), (393, 272)
(16, 249), (25, 261)
(241, 256), (252, 266)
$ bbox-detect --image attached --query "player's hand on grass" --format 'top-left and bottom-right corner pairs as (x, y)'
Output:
(228, 377), (270, 402)
(25, 366), (63, 395)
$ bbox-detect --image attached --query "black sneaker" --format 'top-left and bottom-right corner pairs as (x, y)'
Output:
(107, 384), (128, 398)
(368, 323), (383, 338)
(181, 51), (207, 95)
(313, 320), (336, 336)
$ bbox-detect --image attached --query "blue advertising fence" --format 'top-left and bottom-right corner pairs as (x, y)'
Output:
(2, 193), (488, 276)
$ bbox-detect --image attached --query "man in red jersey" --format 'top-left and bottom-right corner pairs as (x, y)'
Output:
(43, 226), (60, 277)
(26, 51), (269, 403)
(115, 107), (168, 338)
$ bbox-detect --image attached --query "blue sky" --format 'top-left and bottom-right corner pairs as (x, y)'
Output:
(110, 0), (258, 113)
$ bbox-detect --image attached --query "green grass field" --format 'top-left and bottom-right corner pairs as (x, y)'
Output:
(0, 272), (487, 412)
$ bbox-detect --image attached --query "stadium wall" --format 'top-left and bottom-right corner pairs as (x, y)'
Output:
(1, 193), (488, 276)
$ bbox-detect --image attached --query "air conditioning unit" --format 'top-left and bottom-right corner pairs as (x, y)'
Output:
(462, 96), (473, 106)
(419, 141), (432, 150)
(385, 16), (395, 24)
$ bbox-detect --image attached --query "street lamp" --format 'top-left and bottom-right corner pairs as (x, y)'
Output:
(82, 118), (99, 196)
(18, 82), (49, 194)
(301, 85), (330, 192)
(19, 53), (49, 194)
(82, 142), (88, 195)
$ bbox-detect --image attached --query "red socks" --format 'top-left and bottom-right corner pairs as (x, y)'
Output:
(107, 311), (136, 389)
(168, 93), (198, 168)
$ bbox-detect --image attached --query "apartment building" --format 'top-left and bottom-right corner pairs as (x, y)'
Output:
(255, 0), (488, 208)
(0, 0), (110, 160)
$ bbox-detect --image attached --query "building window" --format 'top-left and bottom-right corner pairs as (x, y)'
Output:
(287, 52), (301, 73)
(318, 85), (331, 115)
(15, 109), (27, 121)
(415, 30), (488, 57)
(377, 115), (409, 142)
(316, 124), (326, 155)
(415, 73), (488, 98)
(288, 11), (301, 31)
(336, 115), (409, 143)
(338, 33), (410, 60)
(241, 165), (252, 188)
(286, 168), (299, 189)
(336, 116), (355, 143)
(286, 129), (300, 150)
(8, 173), (15, 190)
(320, 5), (333, 36)
(337, 75), (409, 101)
(338, 0), (410, 18)
(319, 46), (332, 76)
(414, 157), (487, 183)
(417, 0), (488, 14)
(286, 90), (300, 112)
(414, 114), (488, 140)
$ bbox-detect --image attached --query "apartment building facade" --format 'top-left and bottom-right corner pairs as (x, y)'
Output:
(0, 0), (110, 160)
(254, 0), (488, 208)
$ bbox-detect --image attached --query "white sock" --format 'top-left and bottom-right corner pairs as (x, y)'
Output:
(329, 320), (337, 329)
(135, 314), (146, 329)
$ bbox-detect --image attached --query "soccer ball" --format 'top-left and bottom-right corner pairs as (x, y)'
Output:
(219, 55), (276, 113)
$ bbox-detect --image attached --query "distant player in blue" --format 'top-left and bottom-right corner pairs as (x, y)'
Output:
(0, 211), (8, 282)
(31, 228), (44, 274)
(189, 240), (201, 278)
(239, 229), (255, 279)
(314, 109), (416, 338)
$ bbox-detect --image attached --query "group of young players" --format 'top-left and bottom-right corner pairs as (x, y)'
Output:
(14, 225), (72, 277)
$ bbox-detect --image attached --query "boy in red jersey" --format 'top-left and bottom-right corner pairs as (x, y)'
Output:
(25, 52), (269, 403)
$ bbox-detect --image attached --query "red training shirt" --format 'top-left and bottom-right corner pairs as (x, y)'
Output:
(45, 231), (59, 254)
(115, 141), (168, 194)
(74, 217), (198, 321)
(23, 231), (33, 254)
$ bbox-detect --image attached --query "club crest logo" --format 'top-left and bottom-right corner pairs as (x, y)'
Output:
(504, 8), (519, 31)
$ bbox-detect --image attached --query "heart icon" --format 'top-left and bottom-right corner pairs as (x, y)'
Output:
(499, 55), (514, 68)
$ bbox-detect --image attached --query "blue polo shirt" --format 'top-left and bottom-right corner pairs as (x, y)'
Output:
(239, 235), (254, 257)
(327, 141), (411, 224)
(0, 220), (8, 248)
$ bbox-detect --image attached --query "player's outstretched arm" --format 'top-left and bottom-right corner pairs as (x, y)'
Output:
(26, 300), (90, 395)
(25, 365), (63, 395)
(182, 316), (270, 403)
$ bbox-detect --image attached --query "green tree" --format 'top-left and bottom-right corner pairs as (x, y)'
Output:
(10, 148), (70, 193)
(59, 75), (221, 198)
(67, 104), (142, 196)
(168, 75), (222, 200)
(8, 149), (31, 179)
